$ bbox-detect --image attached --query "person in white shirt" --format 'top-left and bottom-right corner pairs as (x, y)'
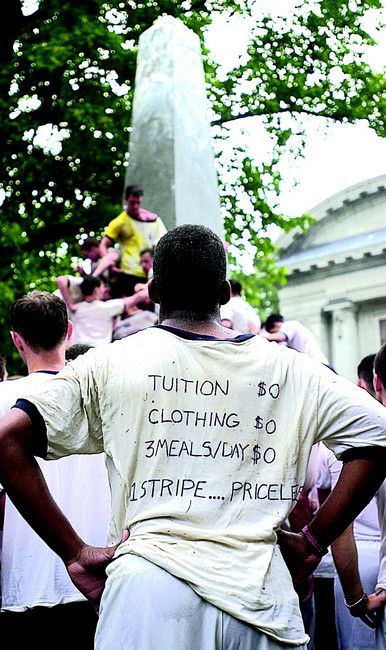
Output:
(0, 226), (386, 650)
(56, 275), (147, 347)
(221, 279), (261, 334)
(331, 348), (386, 649)
(262, 314), (330, 366)
(0, 291), (111, 649)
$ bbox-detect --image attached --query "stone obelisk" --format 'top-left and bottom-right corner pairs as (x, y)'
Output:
(124, 16), (223, 236)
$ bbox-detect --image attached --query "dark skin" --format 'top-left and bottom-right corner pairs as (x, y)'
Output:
(0, 278), (385, 613)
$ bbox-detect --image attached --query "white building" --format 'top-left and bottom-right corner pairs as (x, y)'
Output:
(277, 174), (386, 380)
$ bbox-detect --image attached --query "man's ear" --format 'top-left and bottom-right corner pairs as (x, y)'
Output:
(66, 320), (73, 342)
(219, 280), (231, 306)
(147, 278), (159, 304)
(373, 372), (382, 397)
(10, 330), (24, 354)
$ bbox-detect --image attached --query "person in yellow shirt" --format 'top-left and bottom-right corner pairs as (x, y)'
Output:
(100, 185), (167, 297)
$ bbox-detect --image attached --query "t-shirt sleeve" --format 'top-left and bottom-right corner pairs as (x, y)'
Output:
(315, 368), (386, 458)
(155, 218), (167, 241)
(105, 214), (125, 241)
(105, 298), (125, 318)
(20, 352), (104, 459)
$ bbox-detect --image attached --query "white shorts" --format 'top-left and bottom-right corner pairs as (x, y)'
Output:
(96, 555), (307, 650)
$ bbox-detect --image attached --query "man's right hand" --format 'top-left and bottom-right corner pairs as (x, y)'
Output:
(348, 589), (386, 629)
(66, 531), (129, 611)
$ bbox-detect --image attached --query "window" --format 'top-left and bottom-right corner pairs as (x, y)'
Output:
(380, 319), (386, 345)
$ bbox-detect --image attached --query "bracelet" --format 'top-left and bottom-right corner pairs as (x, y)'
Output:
(344, 591), (368, 610)
(301, 525), (328, 556)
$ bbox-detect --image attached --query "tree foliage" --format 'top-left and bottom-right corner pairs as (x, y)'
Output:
(0, 0), (385, 370)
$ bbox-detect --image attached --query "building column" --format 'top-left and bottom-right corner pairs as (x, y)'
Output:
(323, 299), (358, 380)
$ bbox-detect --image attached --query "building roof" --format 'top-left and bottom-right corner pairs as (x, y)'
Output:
(278, 174), (386, 274)
(280, 228), (386, 272)
(277, 174), (386, 250)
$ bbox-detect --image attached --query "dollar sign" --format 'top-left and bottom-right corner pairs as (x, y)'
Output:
(257, 381), (266, 397)
(254, 415), (263, 430)
(252, 444), (261, 465)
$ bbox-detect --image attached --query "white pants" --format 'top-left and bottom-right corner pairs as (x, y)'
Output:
(334, 540), (379, 650)
(376, 611), (386, 650)
(96, 555), (307, 650)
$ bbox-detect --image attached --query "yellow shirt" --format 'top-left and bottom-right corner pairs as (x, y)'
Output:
(105, 210), (167, 277)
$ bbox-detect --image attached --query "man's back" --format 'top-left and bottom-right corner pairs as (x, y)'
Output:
(280, 320), (328, 364)
(0, 372), (111, 611)
(71, 298), (124, 346)
(22, 326), (386, 644)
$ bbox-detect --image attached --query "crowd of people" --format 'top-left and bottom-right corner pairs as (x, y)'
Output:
(0, 203), (385, 650)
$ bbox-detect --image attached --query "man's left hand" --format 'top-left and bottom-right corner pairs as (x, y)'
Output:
(276, 528), (321, 591)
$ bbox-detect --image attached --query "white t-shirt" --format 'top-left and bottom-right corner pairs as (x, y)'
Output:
(0, 372), (111, 611)
(21, 328), (386, 643)
(279, 320), (329, 364)
(113, 310), (158, 340)
(71, 298), (125, 346)
(328, 448), (380, 542)
(376, 482), (386, 590)
(221, 296), (261, 333)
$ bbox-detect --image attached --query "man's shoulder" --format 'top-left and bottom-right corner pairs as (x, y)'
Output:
(138, 207), (159, 222)
(0, 373), (52, 414)
(106, 210), (128, 228)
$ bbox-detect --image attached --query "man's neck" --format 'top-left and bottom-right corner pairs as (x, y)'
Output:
(160, 312), (242, 340)
(25, 349), (66, 374)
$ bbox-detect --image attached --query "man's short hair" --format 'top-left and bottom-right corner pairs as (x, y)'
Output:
(125, 185), (144, 199)
(80, 276), (101, 297)
(357, 353), (376, 394)
(153, 225), (226, 315)
(140, 248), (154, 257)
(80, 236), (99, 251)
(11, 291), (68, 351)
(264, 313), (284, 333)
(374, 345), (386, 390)
(65, 343), (94, 361)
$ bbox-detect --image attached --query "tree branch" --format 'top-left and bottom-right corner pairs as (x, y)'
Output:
(211, 106), (348, 126)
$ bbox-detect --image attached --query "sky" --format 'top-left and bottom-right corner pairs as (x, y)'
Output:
(205, 4), (386, 219)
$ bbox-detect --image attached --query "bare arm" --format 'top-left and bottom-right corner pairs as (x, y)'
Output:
(261, 331), (287, 343)
(332, 524), (386, 627)
(247, 319), (260, 335)
(121, 286), (150, 313)
(0, 409), (84, 563)
(55, 276), (77, 313)
(331, 525), (362, 603)
(92, 249), (120, 278)
(278, 458), (386, 586)
(99, 235), (114, 258)
(307, 458), (385, 547)
(0, 408), (125, 608)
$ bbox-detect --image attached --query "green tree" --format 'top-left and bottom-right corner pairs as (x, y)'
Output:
(0, 0), (384, 370)
(210, 0), (385, 319)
